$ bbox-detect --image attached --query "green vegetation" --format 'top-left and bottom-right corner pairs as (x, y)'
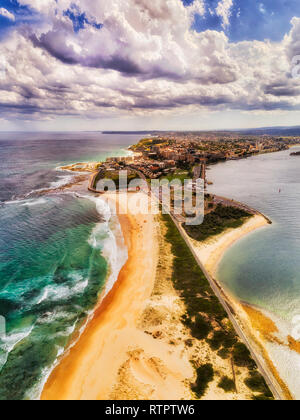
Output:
(233, 343), (256, 369)
(192, 364), (214, 398)
(161, 214), (273, 400)
(163, 214), (227, 323)
(245, 371), (274, 400)
(187, 314), (212, 340)
(207, 329), (237, 351)
(217, 348), (230, 360)
(252, 395), (274, 401)
(183, 204), (252, 242)
(218, 376), (236, 393)
(96, 170), (140, 190)
(130, 137), (171, 152)
(160, 170), (192, 183)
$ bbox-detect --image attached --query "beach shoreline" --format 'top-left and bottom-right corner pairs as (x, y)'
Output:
(41, 158), (294, 400)
(191, 214), (269, 279)
(41, 191), (270, 401)
(179, 213), (294, 399)
(41, 192), (159, 400)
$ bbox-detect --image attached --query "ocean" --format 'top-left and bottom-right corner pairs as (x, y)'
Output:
(0, 132), (141, 400)
(207, 146), (300, 399)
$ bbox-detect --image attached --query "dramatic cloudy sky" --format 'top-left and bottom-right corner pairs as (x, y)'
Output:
(0, 0), (300, 130)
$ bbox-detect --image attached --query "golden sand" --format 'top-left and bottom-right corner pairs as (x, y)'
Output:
(41, 193), (160, 400)
(191, 215), (268, 278)
(41, 193), (260, 400)
(41, 193), (197, 400)
(181, 215), (294, 400)
(239, 304), (292, 399)
(40, 190), (295, 400)
(241, 304), (284, 345)
(288, 336), (300, 355)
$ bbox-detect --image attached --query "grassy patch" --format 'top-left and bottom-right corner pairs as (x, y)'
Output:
(192, 364), (214, 398)
(245, 371), (274, 400)
(97, 170), (139, 190)
(218, 376), (236, 393)
(160, 170), (192, 184)
(233, 343), (257, 369)
(130, 138), (171, 152)
(207, 329), (237, 351)
(183, 204), (252, 242)
(161, 214), (273, 400)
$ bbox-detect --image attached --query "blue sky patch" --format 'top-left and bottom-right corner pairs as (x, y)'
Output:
(184, 0), (300, 42)
(0, 0), (40, 38)
(63, 4), (102, 33)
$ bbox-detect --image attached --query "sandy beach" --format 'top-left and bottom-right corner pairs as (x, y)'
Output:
(41, 192), (260, 401)
(41, 193), (198, 400)
(41, 193), (160, 400)
(182, 213), (294, 400)
(190, 214), (269, 278)
(40, 182), (294, 401)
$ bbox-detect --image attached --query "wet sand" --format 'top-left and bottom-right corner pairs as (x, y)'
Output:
(41, 193), (159, 400)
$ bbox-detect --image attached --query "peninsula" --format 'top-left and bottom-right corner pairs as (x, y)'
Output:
(41, 134), (298, 401)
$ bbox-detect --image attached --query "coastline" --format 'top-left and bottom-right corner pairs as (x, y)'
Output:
(41, 192), (159, 400)
(41, 154), (295, 400)
(179, 213), (293, 400)
(42, 197), (275, 400)
(190, 214), (269, 278)
(40, 182), (287, 400)
(41, 191), (267, 400)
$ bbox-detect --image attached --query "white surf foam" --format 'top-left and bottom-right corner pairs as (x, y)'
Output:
(49, 174), (75, 189)
(32, 194), (128, 400)
(84, 195), (128, 296)
(20, 198), (48, 207)
(36, 276), (89, 305)
(0, 326), (34, 370)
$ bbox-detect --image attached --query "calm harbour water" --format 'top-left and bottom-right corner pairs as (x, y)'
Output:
(208, 146), (300, 398)
(0, 132), (140, 400)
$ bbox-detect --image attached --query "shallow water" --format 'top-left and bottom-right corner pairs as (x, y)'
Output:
(0, 132), (139, 400)
(207, 147), (300, 398)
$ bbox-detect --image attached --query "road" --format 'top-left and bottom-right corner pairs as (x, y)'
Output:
(169, 212), (285, 401)
(88, 168), (285, 400)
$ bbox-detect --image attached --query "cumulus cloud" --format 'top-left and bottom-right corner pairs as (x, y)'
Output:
(216, 0), (234, 28)
(186, 0), (205, 17)
(21, 0), (212, 81)
(0, 8), (15, 22)
(0, 0), (299, 123)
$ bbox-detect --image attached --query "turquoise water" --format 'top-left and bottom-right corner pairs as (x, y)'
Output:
(207, 147), (300, 321)
(0, 132), (139, 400)
(207, 147), (300, 398)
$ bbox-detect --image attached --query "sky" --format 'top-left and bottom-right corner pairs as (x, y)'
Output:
(0, 0), (300, 131)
